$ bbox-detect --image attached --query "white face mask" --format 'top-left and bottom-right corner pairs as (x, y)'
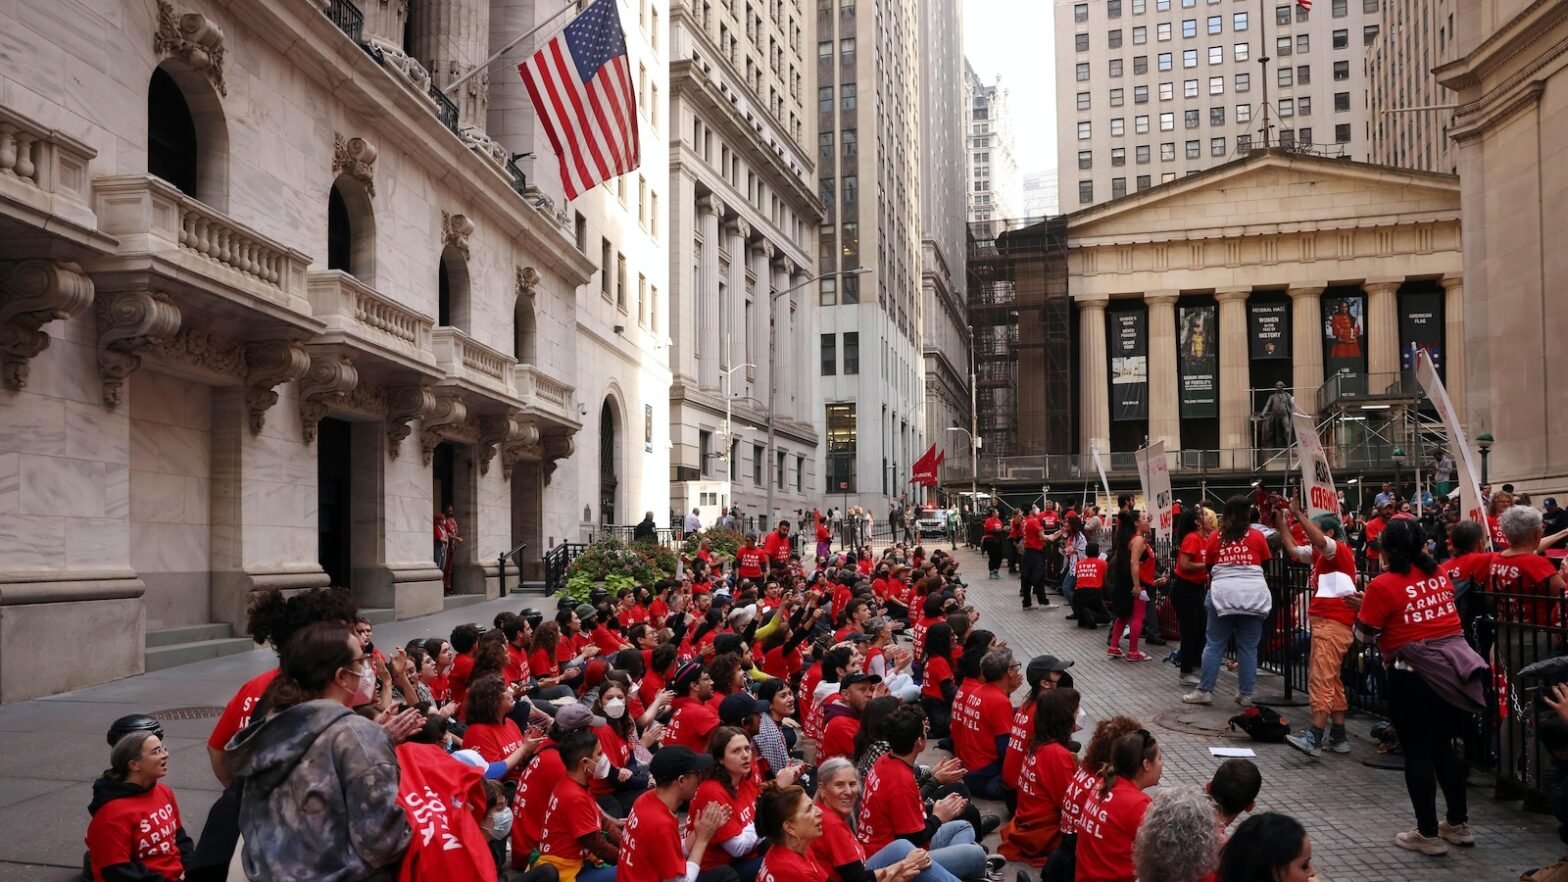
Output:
(483, 806), (514, 840)
(348, 663), (376, 707)
(594, 753), (612, 780)
(604, 698), (627, 719)
(1074, 708), (1088, 733)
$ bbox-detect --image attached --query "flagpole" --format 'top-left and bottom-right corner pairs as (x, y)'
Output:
(443, 1), (581, 94)
(1258, 0), (1272, 148)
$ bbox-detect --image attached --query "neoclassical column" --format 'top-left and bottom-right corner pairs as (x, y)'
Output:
(1216, 288), (1252, 470)
(1288, 284), (1327, 402)
(749, 241), (775, 401)
(697, 194), (723, 390)
(789, 270), (811, 422)
(769, 258), (791, 420)
(1364, 277), (1403, 380)
(1144, 291), (1181, 451)
(1078, 297), (1111, 458)
(725, 218), (751, 375)
(409, 0), (490, 126)
(1441, 275), (1466, 418)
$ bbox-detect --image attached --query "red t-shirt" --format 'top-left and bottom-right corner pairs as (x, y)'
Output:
(557, 632), (590, 664)
(762, 643), (804, 680)
(1074, 778), (1152, 882)
(820, 713), (861, 761)
(911, 615), (940, 660)
(761, 843), (829, 882)
(1011, 741), (1079, 842)
(1176, 532), (1209, 580)
(1445, 551), (1491, 590)
(538, 775), (601, 863)
(921, 655), (954, 701)
(505, 644), (531, 686)
(764, 532), (792, 564)
(591, 625), (626, 657)
(984, 516), (1004, 535)
(666, 696), (720, 752)
(738, 546), (767, 579)
(463, 719), (524, 780)
(394, 742), (493, 882)
(1358, 568), (1463, 654)
(448, 654), (476, 709)
(1487, 552), (1563, 625)
(1206, 530), (1272, 568)
(1002, 702), (1037, 789)
(812, 804), (869, 882)
(85, 782), (185, 881)
(857, 754), (925, 855)
(1364, 517), (1387, 545)
(1024, 516), (1045, 551)
(951, 681), (1013, 771)
(620, 604), (650, 627)
(1306, 537), (1359, 625)
(590, 726), (634, 796)
(512, 741), (564, 855)
(208, 667), (280, 750)
(530, 646), (560, 679)
(1075, 557), (1107, 589)
(688, 777), (762, 870)
(801, 666), (827, 740)
(1061, 765), (1100, 836)
(620, 790), (687, 882)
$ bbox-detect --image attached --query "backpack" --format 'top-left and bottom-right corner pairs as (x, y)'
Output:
(1228, 705), (1291, 742)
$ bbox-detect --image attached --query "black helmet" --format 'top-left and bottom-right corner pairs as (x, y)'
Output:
(520, 607), (545, 630)
(107, 714), (164, 747)
(588, 588), (611, 605)
(556, 595), (578, 611)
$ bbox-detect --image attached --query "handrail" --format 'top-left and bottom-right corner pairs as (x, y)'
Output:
(497, 542), (527, 598)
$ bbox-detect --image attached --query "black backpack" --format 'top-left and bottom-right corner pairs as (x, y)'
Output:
(1228, 705), (1291, 742)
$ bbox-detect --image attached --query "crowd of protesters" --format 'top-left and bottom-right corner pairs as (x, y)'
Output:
(80, 475), (1568, 882)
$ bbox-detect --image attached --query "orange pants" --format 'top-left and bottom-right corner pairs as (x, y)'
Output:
(1308, 617), (1352, 715)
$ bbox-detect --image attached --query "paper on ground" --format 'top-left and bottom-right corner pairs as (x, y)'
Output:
(1209, 747), (1258, 757)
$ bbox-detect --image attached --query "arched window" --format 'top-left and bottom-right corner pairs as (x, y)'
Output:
(146, 62), (228, 209)
(599, 399), (619, 524)
(437, 246), (470, 331)
(514, 298), (537, 363)
(327, 176), (375, 281)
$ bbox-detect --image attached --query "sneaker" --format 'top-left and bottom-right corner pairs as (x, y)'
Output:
(1438, 821), (1475, 847)
(1285, 731), (1323, 758)
(1145, 635), (1169, 646)
(1107, 646), (1125, 658)
(1180, 673), (1201, 686)
(1182, 689), (1214, 705)
(1125, 651), (1153, 662)
(1395, 829), (1450, 856)
(1234, 694), (1253, 707)
(1064, 613), (1079, 620)
(985, 855), (1007, 882)
(1327, 736), (1352, 754)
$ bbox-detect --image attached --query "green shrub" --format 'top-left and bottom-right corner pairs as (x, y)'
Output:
(563, 535), (678, 603)
(681, 527), (747, 561)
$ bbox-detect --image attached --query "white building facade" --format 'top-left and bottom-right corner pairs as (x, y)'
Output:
(966, 62), (1023, 230)
(1366, 0), (1460, 174)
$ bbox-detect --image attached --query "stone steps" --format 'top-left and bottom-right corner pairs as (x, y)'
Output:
(145, 622), (234, 648)
(360, 607), (396, 624)
(144, 623), (256, 672)
(442, 594), (488, 611)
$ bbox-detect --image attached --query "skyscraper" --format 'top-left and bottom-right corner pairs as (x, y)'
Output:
(1366, 0), (1459, 173)
(966, 62), (1023, 231)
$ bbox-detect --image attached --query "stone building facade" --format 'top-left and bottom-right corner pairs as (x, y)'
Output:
(0, 0), (650, 701)
(1367, 0), (1461, 173)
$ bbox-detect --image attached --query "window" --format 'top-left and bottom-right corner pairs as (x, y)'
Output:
(1078, 121), (1093, 140)
(1133, 55), (1149, 73)
(1332, 0), (1347, 15)
(1236, 72), (1250, 91)
(1363, 24), (1379, 44)
(600, 238), (612, 297)
(637, 273), (647, 325)
(1296, 3), (1308, 20)
(1075, 32), (1090, 51)
(841, 222), (858, 257)
(574, 212), (587, 253)
(820, 277), (837, 305)
(1136, 144), (1150, 162)
(819, 40), (832, 57)
(821, 333), (836, 375)
(1234, 41), (1249, 60)
(1076, 62), (1090, 81)
(1297, 33), (1309, 53)
(1108, 0), (1122, 15)
(1160, 111), (1175, 130)
(1157, 0), (1170, 10)
(1159, 82), (1174, 100)
(1161, 141), (1176, 160)
(1158, 52), (1173, 70)
(841, 175), (857, 204)
(840, 37), (856, 60)
(1078, 149), (1093, 169)
(820, 177), (833, 203)
(1157, 21), (1171, 40)
(753, 445), (763, 485)
(1279, 67), (1293, 87)
(1185, 108), (1200, 127)
(1298, 95), (1312, 115)
(1133, 0), (1145, 12)
(1110, 88), (1125, 107)
(1183, 48), (1197, 67)
(1133, 25), (1147, 43)
(1207, 15), (1222, 33)
(842, 274), (859, 303)
(1111, 117), (1125, 136)
(1109, 58), (1124, 77)
(1182, 18), (1196, 37)
(1108, 29), (1123, 48)
(842, 130), (857, 156)
(1210, 136), (1226, 156)
(1236, 103), (1251, 122)
(1298, 126), (1313, 144)
(1112, 177), (1127, 198)
(1364, 0), (1378, 10)
(841, 84), (856, 108)
(1185, 78), (1199, 97)
(1279, 98), (1294, 117)
(1077, 91), (1091, 110)
(1210, 105), (1225, 124)
(1137, 174), (1152, 190)
(1135, 84), (1149, 103)
(825, 403), (856, 493)
(844, 332), (859, 374)
(1233, 11), (1248, 30)
(1334, 91), (1350, 111)
(616, 253), (627, 309)
(1335, 123), (1352, 142)
(1074, 2), (1088, 21)
(1209, 46), (1223, 64)
(1135, 114), (1150, 133)
(1186, 139), (1201, 158)
(1237, 133), (1252, 151)
(1297, 64), (1311, 84)
(1079, 180), (1094, 203)
(1277, 35), (1292, 56)
(1280, 128), (1296, 146)
(1112, 147), (1127, 165)
(1333, 60), (1350, 80)
(1276, 4), (1290, 25)
(818, 86), (832, 112)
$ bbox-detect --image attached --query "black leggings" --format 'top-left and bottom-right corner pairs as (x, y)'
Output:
(1021, 548), (1048, 606)
(1072, 588), (1105, 628)
(985, 538), (1004, 572)
(1387, 667), (1469, 836)
(1171, 579), (1208, 674)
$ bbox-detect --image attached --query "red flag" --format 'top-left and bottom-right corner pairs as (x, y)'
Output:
(910, 444), (939, 486)
(518, 0), (640, 200)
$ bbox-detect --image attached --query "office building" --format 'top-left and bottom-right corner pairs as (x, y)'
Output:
(1367, 0), (1460, 173)
(1022, 170), (1062, 219)
(966, 62), (1023, 230)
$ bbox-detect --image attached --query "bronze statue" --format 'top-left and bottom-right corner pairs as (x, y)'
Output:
(1259, 381), (1296, 449)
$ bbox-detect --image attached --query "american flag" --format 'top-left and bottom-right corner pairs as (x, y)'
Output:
(1297, 0), (1312, 10)
(518, 0), (641, 200)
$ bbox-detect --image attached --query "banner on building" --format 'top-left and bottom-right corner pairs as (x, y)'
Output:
(1177, 305), (1218, 419)
(1399, 291), (1444, 376)
(1249, 302), (1290, 360)
(1108, 309), (1148, 421)
(1414, 350), (1488, 548)
(1134, 441), (1174, 539)
(1321, 294), (1367, 395)
(1291, 411), (1338, 519)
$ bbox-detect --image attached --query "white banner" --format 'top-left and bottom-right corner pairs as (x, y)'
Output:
(1134, 441), (1174, 538)
(1292, 411), (1339, 519)
(1415, 349), (1488, 546)
(1091, 444), (1112, 502)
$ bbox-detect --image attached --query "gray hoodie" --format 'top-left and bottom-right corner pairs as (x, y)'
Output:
(226, 699), (410, 882)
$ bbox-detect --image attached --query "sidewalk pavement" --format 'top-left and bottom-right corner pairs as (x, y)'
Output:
(0, 592), (545, 881)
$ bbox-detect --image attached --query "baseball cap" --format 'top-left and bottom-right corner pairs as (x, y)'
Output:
(649, 745), (715, 784)
(450, 749), (488, 769)
(840, 672), (883, 688)
(1548, 498), (1560, 510)
(1025, 655), (1075, 687)
(718, 692), (770, 725)
(555, 703), (608, 731)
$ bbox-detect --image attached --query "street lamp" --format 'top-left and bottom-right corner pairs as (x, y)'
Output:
(1391, 447), (1407, 502)
(1477, 432), (1494, 485)
(764, 266), (871, 525)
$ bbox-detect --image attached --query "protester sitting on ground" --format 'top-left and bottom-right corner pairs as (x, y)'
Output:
(821, 671), (882, 762)
(920, 624), (959, 738)
(856, 705), (991, 881)
(449, 623), (484, 709)
(86, 729), (192, 882)
(1275, 500), (1361, 758)
(667, 661), (722, 751)
(619, 745), (731, 882)
(1073, 729), (1163, 882)
(1047, 715), (1146, 882)
(1071, 544), (1108, 629)
(755, 783), (830, 881)
(689, 727), (769, 880)
(422, 637), (458, 705)
(1132, 785), (1222, 882)
(862, 618), (921, 701)
(852, 698), (991, 839)
(511, 704), (618, 868)
(462, 674), (545, 783)
(1184, 496), (1274, 707)
(225, 621), (413, 881)
(395, 736), (512, 880)
(1214, 813), (1313, 882)
(754, 679), (799, 767)
(1003, 655), (1075, 792)
(951, 647), (1021, 802)
(999, 687), (1081, 866)
(534, 729), (621, 882)
(813, 756), (964, 882)
(1206, 758), (1262, 846)
(591, 680), (659, 817)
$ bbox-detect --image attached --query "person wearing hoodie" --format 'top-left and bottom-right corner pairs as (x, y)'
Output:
(1183, 496), (1274, 708)
(85, 730), (193, 882)
(225, 621), (411, 881)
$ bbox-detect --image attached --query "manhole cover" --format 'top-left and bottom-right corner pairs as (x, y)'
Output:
(148, 706), (226, 720)
(1151, 708), (1251, 739)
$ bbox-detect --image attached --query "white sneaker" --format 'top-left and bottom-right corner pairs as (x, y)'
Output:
(1234, 694), (1253, 707)
(1438, 821), (1475, 846)
(1182, 689), (1214, 705)
(1395, 829), (1450, 856)
(1180, 673), (1201, 686)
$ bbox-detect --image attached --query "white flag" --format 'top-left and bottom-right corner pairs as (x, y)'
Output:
(1414, 350), (1488, 546)
(1134, 441), (1174, 539)
(1091, 444), (1112, 503)
(1292, 412), (1339, 519)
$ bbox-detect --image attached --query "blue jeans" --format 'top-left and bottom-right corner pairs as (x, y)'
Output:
(867, 838), (963, 882)
(577, 864), (618, 882)
(1198, 603), (1265, 695)
(1061, 568), (1077, 606)
(926, 819), (989, 880)
(962, 761), (1006, 801)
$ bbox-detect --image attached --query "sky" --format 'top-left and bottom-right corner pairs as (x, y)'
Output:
(963, 0), (1057, 176)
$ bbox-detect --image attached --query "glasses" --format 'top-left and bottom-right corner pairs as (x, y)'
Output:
(144, 744), (171, 758)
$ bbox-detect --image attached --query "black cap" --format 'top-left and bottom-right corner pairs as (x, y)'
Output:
(1026, 655), (1075, 687)
(840, 672), (883, 688)
(718, 692), (770, 725)
(649, 745), (716, 784)
(107, 714), (164, 747)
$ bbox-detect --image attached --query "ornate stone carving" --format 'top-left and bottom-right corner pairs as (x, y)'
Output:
(515, 266), (541, 302)
(345, 382), (388, 416)
(420, 391), (468, 465)
(700, 193), (726, 217)
(153, 0), (227, 96)
(332, 135), (378, 196)
(96, 291), (182, 407)
(0, 260), (95, 390)
(728, 217), (752, 241)
(477, 411), (519, 475)
(441, 211), (475, 258)
(297, 350), (359, 443)
(386, 384), (437, 458)
(243, 340), (310, 433)
(147, 326), (246, 378)
(540, 432), (575, 486)
(500, 419), (543, 480)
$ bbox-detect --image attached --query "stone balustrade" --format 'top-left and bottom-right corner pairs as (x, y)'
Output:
(432, 326), (517, 399)
(514, 362), (579, 426)
(0, 105), (101, 241)
(178, 198), (290, 286)
(305, 269), (435, 367)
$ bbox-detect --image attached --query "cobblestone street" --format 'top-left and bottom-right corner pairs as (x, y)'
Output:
(940, 544), (1564, 882)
